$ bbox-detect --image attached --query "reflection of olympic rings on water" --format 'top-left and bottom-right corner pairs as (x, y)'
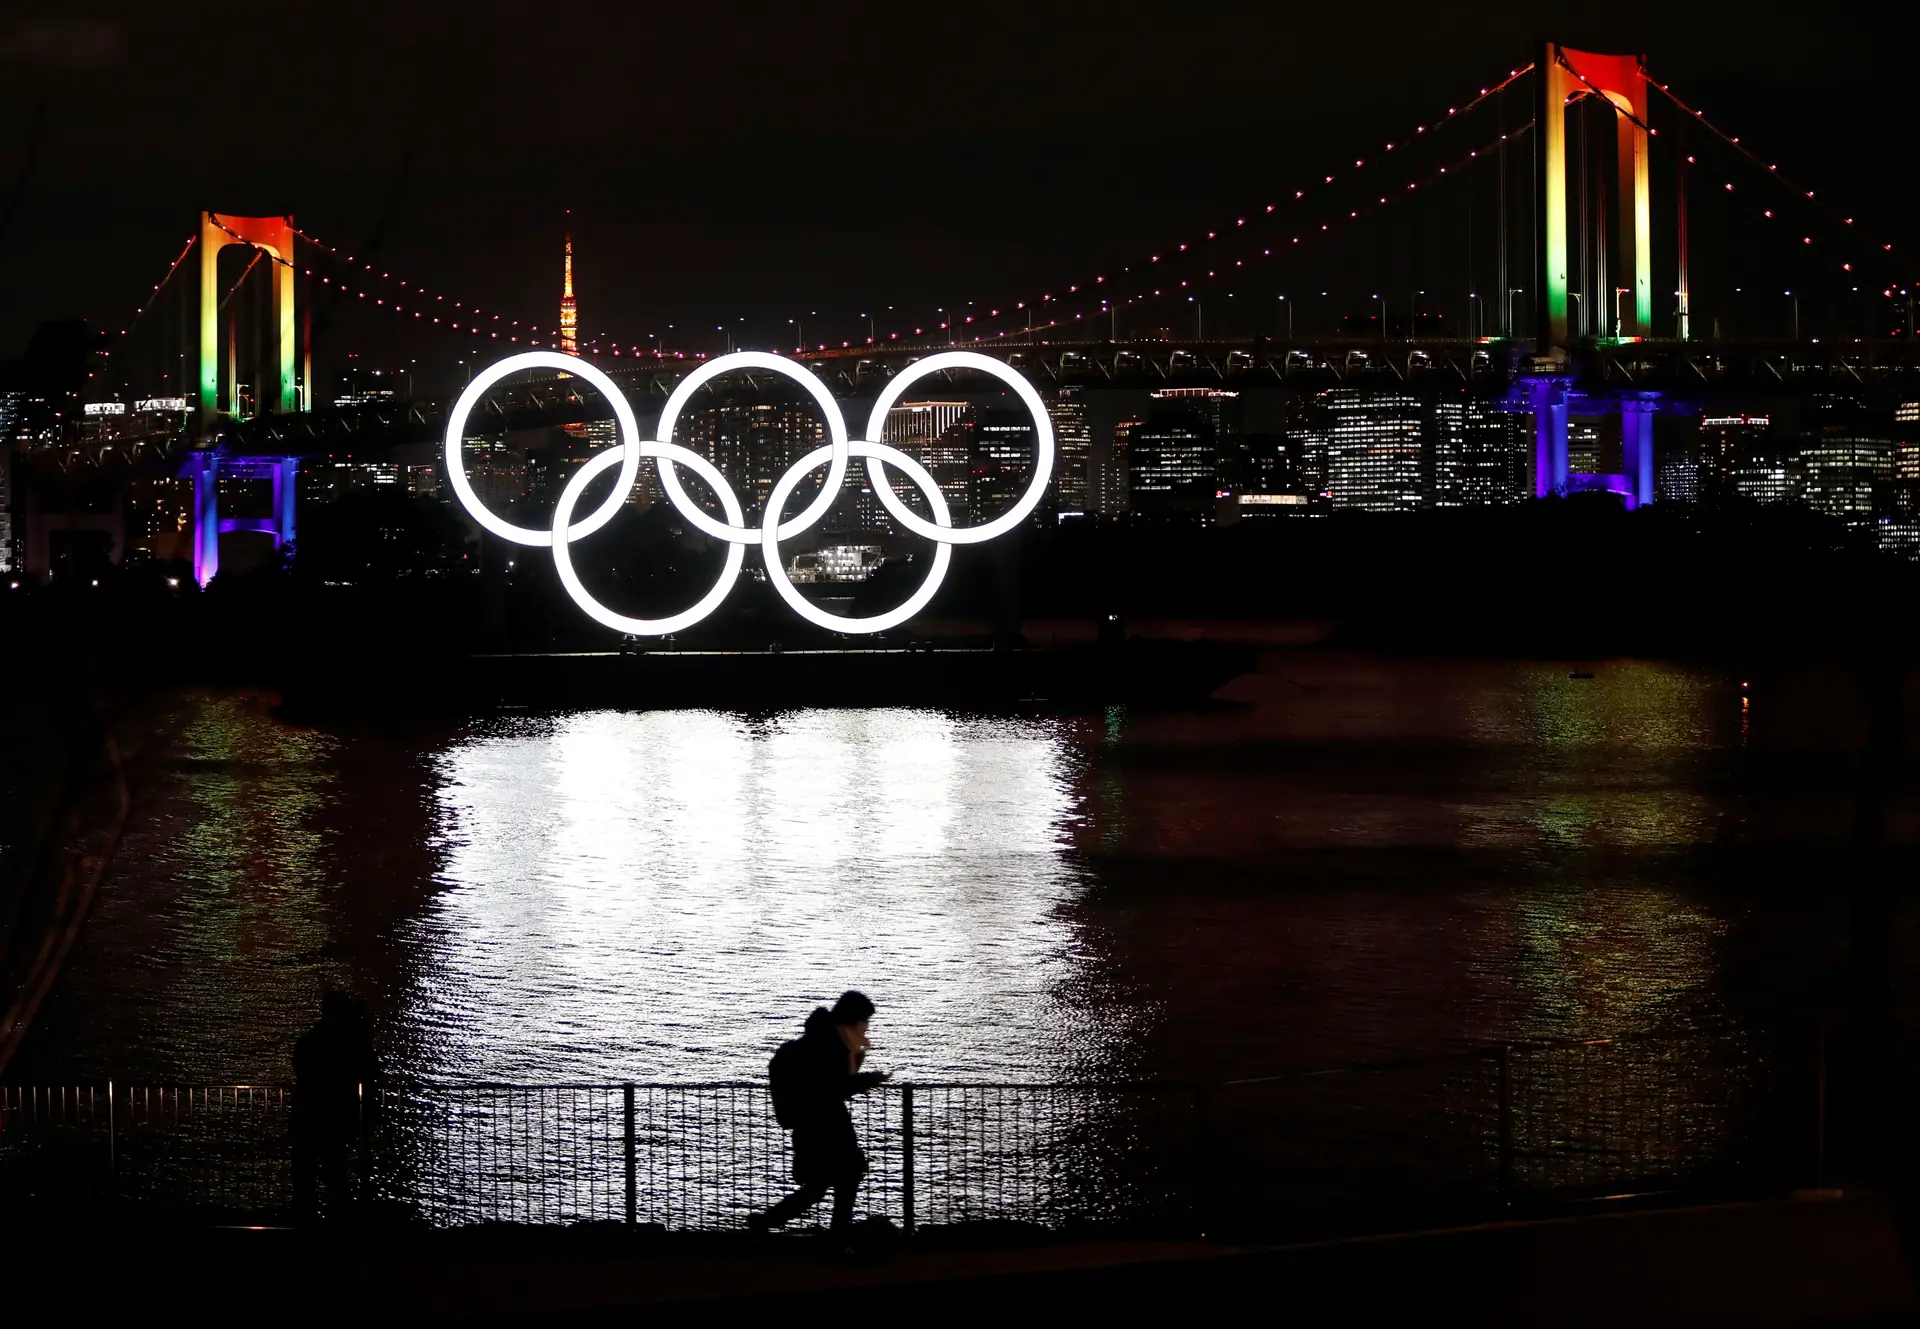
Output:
(444, 349), (1054, 635)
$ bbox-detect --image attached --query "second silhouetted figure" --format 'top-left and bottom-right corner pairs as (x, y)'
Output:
(752, 990), (888, 1235)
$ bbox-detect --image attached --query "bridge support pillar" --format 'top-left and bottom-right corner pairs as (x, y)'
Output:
(1529, 379), (1571, 498)
(272, 457), (299, 555)
(1621, 401), (1655, 507)
(184, 454), (299, 586)
(187, 452), (220, 587)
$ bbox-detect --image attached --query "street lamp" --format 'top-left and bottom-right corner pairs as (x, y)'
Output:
(1785, 290), (1799, 340)
(788, 317), (803, 353)
(1278, 294), (1291, 340)
(1613, 287), (1629, 338)
(1469, 292), (1483, 340)
(1410, 290), (1425, 340)
(1507, 287), (1523, 338)
(1188, 296), (1202, 340)
(1372, 294), (1385, 340)
(1569, 291), (1583, 337)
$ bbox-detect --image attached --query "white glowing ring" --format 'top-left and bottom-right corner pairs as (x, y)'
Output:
(549, 441), (747, 636)
(762, 442), (951, 634)
(862, 350), (1055, 544)
(653, 351), (850, 544)
(445, 351), (642, 547)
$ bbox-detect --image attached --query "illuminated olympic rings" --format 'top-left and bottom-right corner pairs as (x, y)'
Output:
(443, 349), (1055, 635)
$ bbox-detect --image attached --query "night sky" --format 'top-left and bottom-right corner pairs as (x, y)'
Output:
(0, 2), (1908, 383)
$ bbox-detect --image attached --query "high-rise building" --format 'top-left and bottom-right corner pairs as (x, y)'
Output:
(559, 232), (578, 357)
(1431, 398), (1528, 506)
(1290, 410), (1328, 504)
(685, 401), (827, 525)
(125, 476), (194, 564)
(1875, 516), (1920, 561)
(971, 407), (1038, 525)
(883, 400), (969, 523)
(1796, 395), (1890, 522)
(1728, 446), (1798, 507)
(0, 445), (12, 572)
(1566, 420), (1605, 477)
(1318, 388), (1426, 512)
(1123, 388), (1240, 522)
(1101, 418), (1138, 515)
(462, 437), (528, 514)
(1128, 408), (1214, 521)
(1047, 385), (1093, 513)
(1151, 388), (1241, 451)
(1800, 433), (1893, 521)
(1698, 414), (1772, 506)
(1656, 427), (1702, 504)
(1890, 400), (1920, 517)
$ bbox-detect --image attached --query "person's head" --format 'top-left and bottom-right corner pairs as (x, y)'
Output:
(831, 990), (875, 1037)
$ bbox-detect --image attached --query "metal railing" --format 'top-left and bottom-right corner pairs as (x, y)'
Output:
(0, 1031), (1810, 1234)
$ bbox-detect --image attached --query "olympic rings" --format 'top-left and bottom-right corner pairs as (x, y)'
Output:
(445, 349), (1053, 636)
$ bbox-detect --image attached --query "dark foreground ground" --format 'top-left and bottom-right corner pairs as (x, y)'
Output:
(6, 1192), (1914, 1325)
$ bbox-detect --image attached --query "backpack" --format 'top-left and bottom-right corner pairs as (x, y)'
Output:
(768, 1038), (807, 1129)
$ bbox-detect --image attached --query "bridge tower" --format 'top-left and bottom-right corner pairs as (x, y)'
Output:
(198, 212), (305, 420)
(1529, 44), (1655, 506)
(186, 212), (307, 585)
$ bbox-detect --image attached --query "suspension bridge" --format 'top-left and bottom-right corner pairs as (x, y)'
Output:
(14, 42), (1920, 585)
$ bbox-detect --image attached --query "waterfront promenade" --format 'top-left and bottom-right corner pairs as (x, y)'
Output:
(3, 1194), (1910, 1324)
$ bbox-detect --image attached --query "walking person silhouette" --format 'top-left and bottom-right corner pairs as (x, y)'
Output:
(752, 991), (888, 1236)
(292, 990), (377, 1222)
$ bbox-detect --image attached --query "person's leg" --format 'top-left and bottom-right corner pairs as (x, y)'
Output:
(292, 1132), (318, 1222)
(321, 1139), (353, 1215)
(762, 1180), (829, 1227)
(829, 1170), (861, 1232)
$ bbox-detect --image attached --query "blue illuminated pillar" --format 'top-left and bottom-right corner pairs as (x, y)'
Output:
(1621, 402), (1655, 507)
(187, 452), (220, 586)
(272, 457), (299, 554)
(1529, 379), (1570, 497)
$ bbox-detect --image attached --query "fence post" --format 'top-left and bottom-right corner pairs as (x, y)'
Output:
(1496, 1045), (1514, 1207)
(1815, 1018), (1828, 1190)
(901, 1084), (916, 1235)
(622, 1083), (637, 1225)
(352, 1081), (375, 1207)
(1190, 1083), (1212, 1235)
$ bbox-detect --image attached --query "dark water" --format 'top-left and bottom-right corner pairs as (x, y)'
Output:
(13, 652), (1920, 1089)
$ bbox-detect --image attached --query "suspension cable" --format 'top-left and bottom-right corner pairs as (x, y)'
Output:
(1647, 77), (1913, 279)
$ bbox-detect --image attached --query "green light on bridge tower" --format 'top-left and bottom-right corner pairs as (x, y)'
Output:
(1535, 44), (1653, 351)
(198, 212), (304, 423)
